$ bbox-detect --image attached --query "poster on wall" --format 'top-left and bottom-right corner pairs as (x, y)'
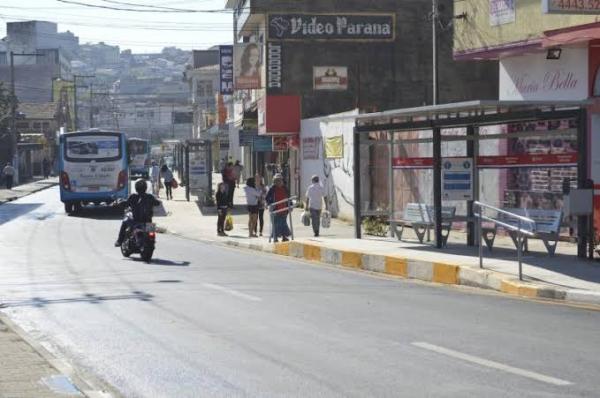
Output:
(234, 43), (262, 90)
(302, 137), (321, 159)
(325, 136), (343, 158)
(314, 66), (348, 90)
(219, 45), (234, 95)
(442, 158), (473, 201)
(489, 0), (515, 26)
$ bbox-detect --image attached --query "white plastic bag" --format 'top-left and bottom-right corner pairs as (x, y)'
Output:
(301, 210), (311, 226)
(321, 210), (331, 229)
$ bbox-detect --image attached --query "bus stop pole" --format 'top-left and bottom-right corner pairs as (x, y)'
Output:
(433, 127), (443, 249)
(353, 127), (362, 239)
(577, 108), (588, 258)
(185, 144), (190, 202)
(466, 125), (475, 247)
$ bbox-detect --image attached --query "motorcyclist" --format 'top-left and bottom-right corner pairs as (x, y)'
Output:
(115, 179), (161, 247)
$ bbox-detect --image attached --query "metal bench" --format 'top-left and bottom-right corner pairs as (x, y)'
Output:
(481, 208), (563, 255)
(389, 203), (456, 247)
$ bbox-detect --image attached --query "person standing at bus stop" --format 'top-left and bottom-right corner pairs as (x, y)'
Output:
(160, 164), (174, 200)
(149, 160), (160, 197)
(2, 162), (16, 190)
(266, 173), (291, 242)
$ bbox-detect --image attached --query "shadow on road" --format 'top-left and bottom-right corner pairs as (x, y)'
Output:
(124, 257), (190, 266)
(0, 203), (43, 225)
(0, 291), (154, 308)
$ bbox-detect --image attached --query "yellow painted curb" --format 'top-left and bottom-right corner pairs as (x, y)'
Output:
(274, 242), (290, 256)
(303, 244), (321, 261)
(433, 263), (460, 285)
(500, 280), (538, 298)
(385, 257), (408, 277)
(341, 251), (362, 268)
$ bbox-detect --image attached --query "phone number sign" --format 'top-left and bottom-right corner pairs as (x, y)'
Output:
(543, 0), (600, 14)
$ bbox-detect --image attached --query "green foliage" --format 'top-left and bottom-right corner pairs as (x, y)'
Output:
(362, 216), (389, 237)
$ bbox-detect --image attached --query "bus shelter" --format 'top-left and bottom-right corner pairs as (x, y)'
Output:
(352, 100), (594, 258)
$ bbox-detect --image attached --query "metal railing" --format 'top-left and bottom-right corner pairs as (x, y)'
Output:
(474, 201), (536, 280)
(268, 196), (297, 243)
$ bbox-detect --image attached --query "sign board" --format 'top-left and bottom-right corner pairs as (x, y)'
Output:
(234, 43), (262, 89)
(187, 143), (210, 193)
(477, 153), (578, 167)
(489, 0), (515, 26)
(219, 45), (234, 95)
(266, 42), (283, 94)
(543, 0), (600, 14)
(314, 66), (348, 90)
(268, 13), (395, 41)
(273, 136), (289, 151)
(499, 47), (588, 101)
(325, 136), (343, 158)
(393, 157), (434, 169)
(302, 137), (321, 159)
(442, 158), (474, 201)
(253, 136), (273, 152)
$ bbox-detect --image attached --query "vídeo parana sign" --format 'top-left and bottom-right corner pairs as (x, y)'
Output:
(268, 13), (395, 41)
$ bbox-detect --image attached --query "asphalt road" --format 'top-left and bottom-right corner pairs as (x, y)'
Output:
(1, 187), (599, 398)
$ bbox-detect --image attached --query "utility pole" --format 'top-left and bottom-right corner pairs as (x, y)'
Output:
(73, 74), (95, 131)
(171, 103), (175, 139)
(432, 0), (439, 105)
(89, 83), (94, 128)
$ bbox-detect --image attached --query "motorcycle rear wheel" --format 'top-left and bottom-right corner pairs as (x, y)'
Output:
(141, 245), (154, 263)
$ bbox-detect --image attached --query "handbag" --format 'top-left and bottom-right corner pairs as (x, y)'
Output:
(321, 210), (331, 229)
(301, 210), (311, 226)
(172, 178), (179, 189)
(225, 213), (234, 231)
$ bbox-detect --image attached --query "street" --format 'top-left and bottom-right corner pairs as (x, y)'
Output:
(0, 188), (599, 397)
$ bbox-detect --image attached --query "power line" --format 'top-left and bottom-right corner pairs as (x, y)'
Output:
(55, 0), (236, 13)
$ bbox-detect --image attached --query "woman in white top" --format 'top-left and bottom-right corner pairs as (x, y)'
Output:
(244, 177), (261, 238)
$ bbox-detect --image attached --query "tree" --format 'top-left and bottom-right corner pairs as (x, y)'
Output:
(0, 82), (18, 162)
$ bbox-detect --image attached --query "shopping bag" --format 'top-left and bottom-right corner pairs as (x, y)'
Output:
(172, 178), (179, 189)
(301, 210), (311, 226)
(225, 213), (234, 231)
(321, 210), (331, 229)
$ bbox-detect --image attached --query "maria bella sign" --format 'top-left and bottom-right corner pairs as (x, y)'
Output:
(267, 42), (282, 94)
(268, 14), (395, 41)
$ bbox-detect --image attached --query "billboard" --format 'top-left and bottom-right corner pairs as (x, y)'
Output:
(234, 43), (262, 90)
(52, 79), (75, 132)
(314, 66), (348, 90)
(219, 45), (234, 95)
(542, 0), (600, 14)
(266, 41), (283, 94)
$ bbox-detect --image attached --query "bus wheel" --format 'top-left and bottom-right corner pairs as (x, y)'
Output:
(64, 202), (73, 214)
(74, 202), (82, 212)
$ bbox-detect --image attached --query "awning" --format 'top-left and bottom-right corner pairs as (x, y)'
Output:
(543, 22), (600, 48)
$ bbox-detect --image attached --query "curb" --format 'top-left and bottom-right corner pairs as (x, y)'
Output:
(220, 238), (600, 308)
(0, 181), (58, 205)
(0, 313), (118, 397)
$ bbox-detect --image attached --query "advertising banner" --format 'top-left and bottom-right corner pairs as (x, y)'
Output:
(543, 0), (600, 14)
(302, 137), (321, 160)
(268, 14), (395, 41)
(325, 136), (343, 158)
(273, 136), (289, 151)
(442, 158), (474, 201)
(314, 66), (348, 90)
(253, 136), (273, 152)
(234, 43), (262, 90)
(266, 42), (283, 94)
(219, 45), (234, 95)
(489, 0), (515, 26)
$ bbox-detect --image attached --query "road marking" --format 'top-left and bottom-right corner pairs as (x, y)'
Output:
(203, 283), (262, 302)
(411, 342), (572, 386)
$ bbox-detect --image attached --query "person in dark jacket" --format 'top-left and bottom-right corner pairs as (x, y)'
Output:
(216, 182), (229, 236)
(115, 179), (161, 246)
(265, 173), (291, 242)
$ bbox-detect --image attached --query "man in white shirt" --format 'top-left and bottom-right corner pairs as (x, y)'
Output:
(149, 160), (160, 197)
(305, 175), (327, 237)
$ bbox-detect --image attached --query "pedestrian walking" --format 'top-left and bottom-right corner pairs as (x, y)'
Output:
(216, 182), (229, 236)
(42, 158), (50, 179)
(233, 160), (244, 187)
(150, 160), (160, 197)
(160, 164), (174, 200)
(305, 175), (327, 237)
(255, 174), (267, 236)
(266, 173), (291, 242)
(2, 162), (16, 190)
(244, 177), (262, 238)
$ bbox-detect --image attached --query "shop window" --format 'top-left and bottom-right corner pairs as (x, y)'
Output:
(16, 122), (29, 129)
(33, 122), (41, 129)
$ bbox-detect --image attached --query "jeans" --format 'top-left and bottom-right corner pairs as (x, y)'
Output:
(164, 181), (173, 199)
(273, 213), (290, 239)
(217, 208), (227, 233)
(227, 181), (235, 207)
(257, 208), (264, 234)
(310, 208), (321, 236)
(5, 175), (13, 190)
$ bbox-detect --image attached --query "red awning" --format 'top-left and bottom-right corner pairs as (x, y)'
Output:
(543, 22), (600, 48)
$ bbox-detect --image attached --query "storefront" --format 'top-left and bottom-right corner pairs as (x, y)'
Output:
(353, 100), (593, 258)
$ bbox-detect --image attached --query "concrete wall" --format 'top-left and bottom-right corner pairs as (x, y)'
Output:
(454, 0), (597, 54)
(300, 109), (358, 220)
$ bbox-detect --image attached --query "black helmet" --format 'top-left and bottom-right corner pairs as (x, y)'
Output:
(135, 179), (147, 194)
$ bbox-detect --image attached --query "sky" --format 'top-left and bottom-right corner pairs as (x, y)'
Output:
(0, 0), (234, 53)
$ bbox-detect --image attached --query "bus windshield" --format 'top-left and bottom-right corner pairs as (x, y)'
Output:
(129, 140), (149, 156)
(65, 134), (122, 162)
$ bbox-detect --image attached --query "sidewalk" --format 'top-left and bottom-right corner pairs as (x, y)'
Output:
(155, 174), (600, 307)
(0, 177), (58, 205)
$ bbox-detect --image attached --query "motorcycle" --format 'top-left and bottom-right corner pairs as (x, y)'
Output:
(120, 207), (156, 263)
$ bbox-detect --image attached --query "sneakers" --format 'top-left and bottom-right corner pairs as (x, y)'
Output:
(282, 237), (289, 242)
(218, 231), (228, 237)
(114, 240), (121, 247)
